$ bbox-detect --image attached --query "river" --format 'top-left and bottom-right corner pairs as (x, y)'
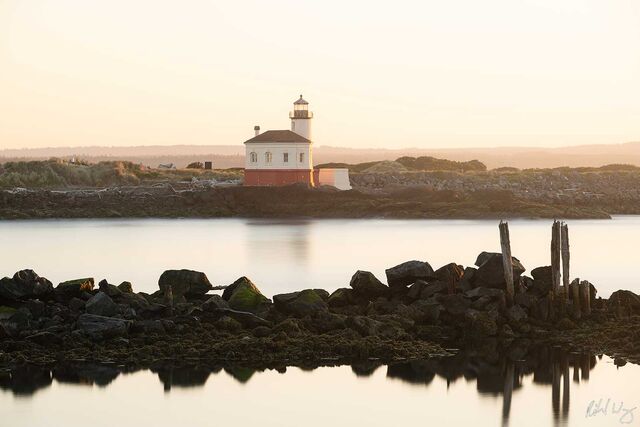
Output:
(1, 216), (638, 298)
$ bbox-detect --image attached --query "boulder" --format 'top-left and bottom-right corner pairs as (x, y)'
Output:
(201, 295), (230, 311)
(68, 297), (85, 312)
(385, 261), (435, 289)
(506, 304), (528, 324)
(273, 289), (328, 317)
(327, 288), (354, 308)
(465, 309), (498, 336)
(76, 314), (130, 338)
(608, 290), (640, 312)
(85, 292), (117, 317)
(474, 253), (525, 289)
(349, 271), (388, 300)
(433, 263), (464, 284)
(25, 331), (62, 346)
(222, 277), (271, 314)
(0, 270), (53, 300)
(464, 287), (505, 299)
(457, 267), (477, 292)
(401, 300), (441, 324)
(211, 308), (271, 328)
(118, 282), (134, 293)
(419, 281), (449, 299)
(0, 309), (31, 337)
(26, 299), (46, 318)
(98, 280), (122, 298)
(439, 294), (470, 316)
(131, 320), (166, 334)
(530, 266), (553, 296)
(345, 316), (403, 339)
(158, 270), (213, 301)
(56, 278), (94, 298)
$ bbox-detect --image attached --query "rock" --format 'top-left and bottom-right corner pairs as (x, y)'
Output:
(216, 315), (242, 332)
(349, 271), (388, 300)
(406, 280), (429, 300)
(402, 300), (441, 324)
(474, 253), (525, 289)
(500, 324), (515, 338)
(118, 282), (134, 293)
(419, 281), (448, 299)
(0, 270), (53, 301)
(252, 326), (271, 337)
(85, 292), (117, 317)
(458, 267), (477, 291)
(327, 288), (354, 308)
(131, 320), (166, 334)
(385, 260), (435, 289)
(273, 289), (328, 317)
(464, 287), (505, 299)
(26, 299), (46, 318)
(471, 296), (492, 310)
(439, 294), (470, 316)
(556, 318), (576, 330)
(25, 331), (62, 346)
(608, 290), (640, 312)
(0, 309), (31, 336)
(302, 311), (346, 333)
(345, 316), (403, 339)
(506, 305), (528, 324)
(530, 266), (553, 296)
(312, 289), (330, 301)
(98, 280), (122, 298)
(211, 308), (271, 328)
(514, 292), (538, 309)
(76, 314), (130, 338)
(273, 318), (302, 337)
(68, 297), (85, 312)
(56, 278), (94, 298)
(465, 309), (498, 336)
(0, 305), (16, 320)
(158, 269), (213, 301)
(201, 295), (230, 311)
(433, 263), (464, 284)
(222, 277), (270, 314)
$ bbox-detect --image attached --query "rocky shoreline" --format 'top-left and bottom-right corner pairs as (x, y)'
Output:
(0, 184), (619, 220)
(2, 254), (640, 373)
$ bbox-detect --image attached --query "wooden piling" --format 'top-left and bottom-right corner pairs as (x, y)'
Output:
(551, 220), (562, 296)
(579, 281), (591, 316)
(561, 222), (570, 297)
(571, 278), (581, 320)
(499, 221), (514, 306)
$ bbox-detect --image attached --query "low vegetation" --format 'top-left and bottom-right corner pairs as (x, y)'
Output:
(0, 159), (242, 189)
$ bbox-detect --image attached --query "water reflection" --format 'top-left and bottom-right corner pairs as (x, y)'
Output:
(0, 343), (611, 427)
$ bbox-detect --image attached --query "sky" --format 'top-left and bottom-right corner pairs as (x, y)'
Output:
(1, 0), (639, 150)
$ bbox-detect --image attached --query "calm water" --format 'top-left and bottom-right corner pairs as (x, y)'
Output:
(0, 216), (639, 297)
(0, 346), (638, 427)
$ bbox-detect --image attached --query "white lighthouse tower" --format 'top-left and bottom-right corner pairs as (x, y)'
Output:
(290, 95), (313, 140)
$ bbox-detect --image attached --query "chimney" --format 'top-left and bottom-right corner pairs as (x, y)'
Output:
(254, 125), (260, 137)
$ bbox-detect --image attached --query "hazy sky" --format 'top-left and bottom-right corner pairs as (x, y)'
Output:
(1, 0), (640, 150)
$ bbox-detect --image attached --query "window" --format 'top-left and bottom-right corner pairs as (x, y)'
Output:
(249, 152), (257, 163)
(283, 152), (289, 163)
(299, 152), (304, 163)
(265, 152), (272, 164)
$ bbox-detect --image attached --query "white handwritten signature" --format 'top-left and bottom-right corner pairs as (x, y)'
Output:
(586, 398), (636, 424)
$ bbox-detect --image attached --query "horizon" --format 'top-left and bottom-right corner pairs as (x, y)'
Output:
(2, 1), (640, 150)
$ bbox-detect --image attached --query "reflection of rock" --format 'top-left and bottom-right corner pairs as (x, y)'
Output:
(224, 366), (256, 383)
(154, 366), (213, 391)
(351, 361), (382, 377)
(52, 363), (120, 387)
(0, 365), (52, 396)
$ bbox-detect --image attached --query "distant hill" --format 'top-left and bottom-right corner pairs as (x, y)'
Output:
(1, 141), (639, 169)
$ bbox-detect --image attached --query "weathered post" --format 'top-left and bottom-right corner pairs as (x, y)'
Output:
(579, 280), (591, 316)
(551, 220), (562, 296)
(561, 222), (570, 297)
(499, 221), (514, 306)
(570, 278), (581, 320)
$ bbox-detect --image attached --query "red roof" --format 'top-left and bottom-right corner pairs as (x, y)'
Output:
(244, 130), (310, 144)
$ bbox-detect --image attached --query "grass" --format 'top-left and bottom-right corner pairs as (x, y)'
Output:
(0, 159), (243, 189)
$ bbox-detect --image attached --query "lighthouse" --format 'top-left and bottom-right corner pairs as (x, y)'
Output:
(290, 95), (313, 140)
(243, 95), (315, 186)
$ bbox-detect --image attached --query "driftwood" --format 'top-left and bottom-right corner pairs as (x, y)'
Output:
(571, 278), (581, 319)
(561, 223), (570, 297)
(499, 221), (514, 306)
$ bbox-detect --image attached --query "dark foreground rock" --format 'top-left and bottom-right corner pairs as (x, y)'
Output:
(0, 260), (639, 371)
